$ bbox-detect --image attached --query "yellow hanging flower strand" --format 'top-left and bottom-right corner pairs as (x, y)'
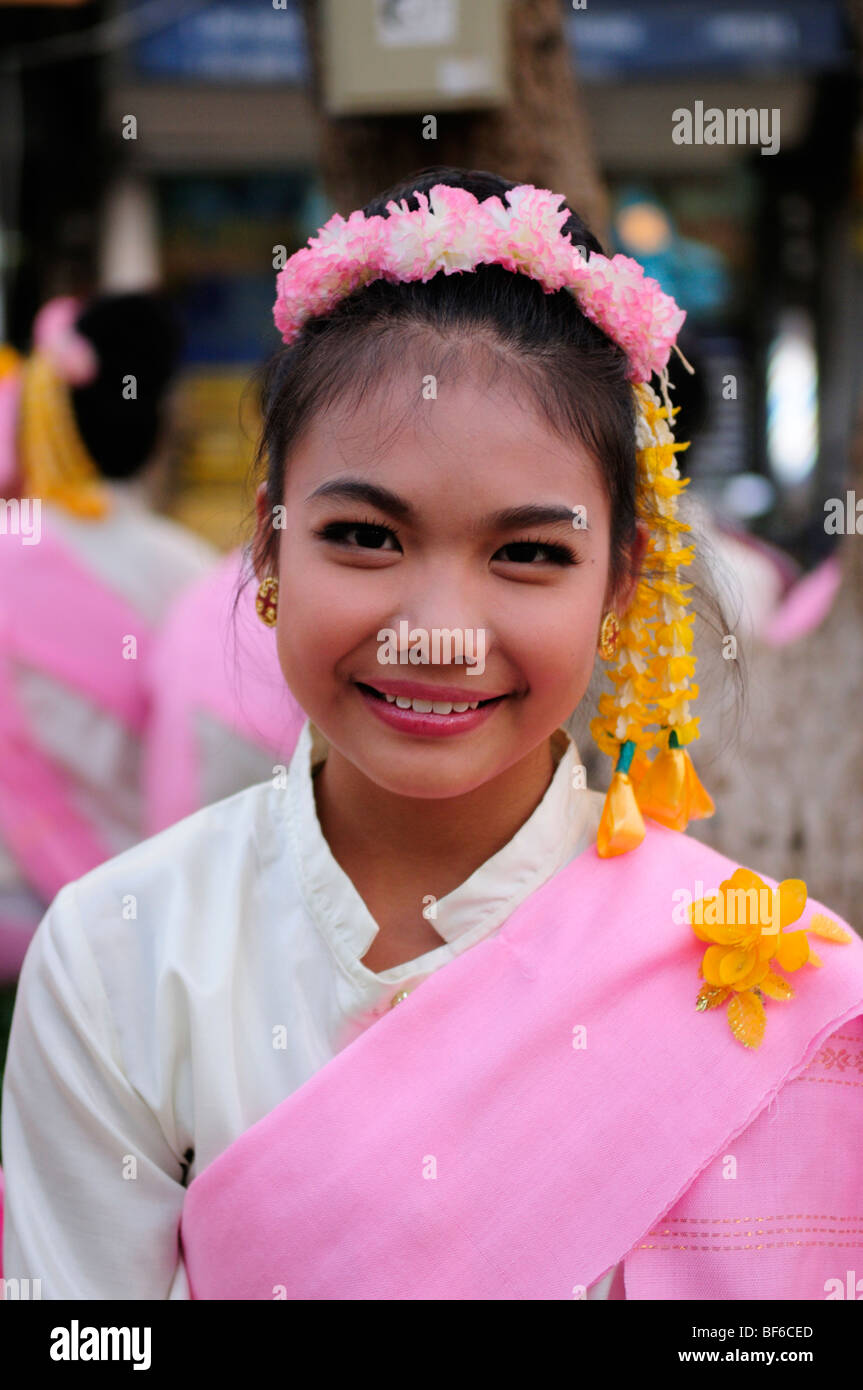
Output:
(591, 364), (714, 856)
(632, 380), (714, 829)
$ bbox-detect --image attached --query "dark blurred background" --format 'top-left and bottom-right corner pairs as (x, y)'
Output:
(1, 0), (860, 562)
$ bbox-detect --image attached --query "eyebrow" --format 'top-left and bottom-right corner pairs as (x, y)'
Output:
(306, 478), (586, 532)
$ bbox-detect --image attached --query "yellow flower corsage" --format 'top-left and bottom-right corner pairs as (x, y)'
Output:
(689, 868), (852, 1049)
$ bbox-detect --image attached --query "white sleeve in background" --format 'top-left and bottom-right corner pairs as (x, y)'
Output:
(1, 883), (189, 1299)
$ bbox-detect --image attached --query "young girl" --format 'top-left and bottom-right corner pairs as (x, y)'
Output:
(2, 167), (862, 1301)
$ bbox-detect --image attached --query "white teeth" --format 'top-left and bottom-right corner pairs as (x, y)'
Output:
(381, 692), (480, 713)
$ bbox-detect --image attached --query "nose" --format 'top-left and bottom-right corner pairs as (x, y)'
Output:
(388, 579), (492, 662)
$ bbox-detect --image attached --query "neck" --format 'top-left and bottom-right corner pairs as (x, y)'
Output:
(312, 736), (558, 899)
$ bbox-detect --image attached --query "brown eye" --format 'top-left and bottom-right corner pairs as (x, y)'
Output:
(315, 520), (401, 550)
(495, 540), (577, 566)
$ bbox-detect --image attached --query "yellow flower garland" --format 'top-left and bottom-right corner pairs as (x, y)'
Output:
(591, 379), (714, 856)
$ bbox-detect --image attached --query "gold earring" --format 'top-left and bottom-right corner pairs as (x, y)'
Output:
(255, 576), (279, 627)
(598, 610), (620, 660)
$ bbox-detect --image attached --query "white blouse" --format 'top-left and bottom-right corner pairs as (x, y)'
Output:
(1, 716), (624, 1300)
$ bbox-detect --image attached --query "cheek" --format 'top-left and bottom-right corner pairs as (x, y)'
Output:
(274, 534), (375, 680)
(495, 561), (607, 700)
(515, 614), (600, 701)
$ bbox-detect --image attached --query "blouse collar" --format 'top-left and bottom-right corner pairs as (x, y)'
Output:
(281, 717), (601, 997)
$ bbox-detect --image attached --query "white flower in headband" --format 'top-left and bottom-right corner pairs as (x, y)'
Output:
(379, 185), (496, 280)
(273, 182), (686, 386)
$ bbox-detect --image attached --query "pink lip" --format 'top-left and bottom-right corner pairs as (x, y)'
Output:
(356, 682), (508, 738)
(357, 678), (509, 703)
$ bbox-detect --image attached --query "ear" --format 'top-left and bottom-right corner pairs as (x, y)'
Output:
(252, 481), (273, 583)
(608, 519), (649, 615)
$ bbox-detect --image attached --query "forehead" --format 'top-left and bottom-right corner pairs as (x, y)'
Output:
(283, 369), (609, 516)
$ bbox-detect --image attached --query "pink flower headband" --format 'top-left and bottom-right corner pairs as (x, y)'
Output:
(273, 183), (687, 387)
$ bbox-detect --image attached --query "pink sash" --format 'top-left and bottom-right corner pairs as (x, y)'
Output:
(180, 824), (863, 1300)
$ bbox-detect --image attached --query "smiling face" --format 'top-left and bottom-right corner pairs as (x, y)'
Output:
(254, 360), (643, 803)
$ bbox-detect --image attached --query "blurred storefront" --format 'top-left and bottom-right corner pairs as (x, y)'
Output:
(569, 0), (858, 566)
(101, 0), (324, 547)
(4, 0), (856, 560)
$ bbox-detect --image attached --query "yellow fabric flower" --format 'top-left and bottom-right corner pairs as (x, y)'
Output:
(596, 770), (645, 858)
(636, 743), (714, 831)
(689, 869), (852, 1048)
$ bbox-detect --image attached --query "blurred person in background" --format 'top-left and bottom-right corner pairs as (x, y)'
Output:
(0, 293), (217, 980)
(142, 543), (306, 835)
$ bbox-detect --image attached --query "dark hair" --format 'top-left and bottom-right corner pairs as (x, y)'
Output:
(70, 292), (184, 479)
(244, 165), (641, 592)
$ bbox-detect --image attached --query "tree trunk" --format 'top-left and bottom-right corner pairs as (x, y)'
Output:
(301, 0), (608, 244)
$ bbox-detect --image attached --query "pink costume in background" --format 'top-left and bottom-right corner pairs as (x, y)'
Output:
(0, 521), (152, 980)
(0, 365), (148, 977)
(143, 548), (307, 835)
(180, 823), (863, 1301)
(0, 307), (216, 981)
(763, 555), (842, 647)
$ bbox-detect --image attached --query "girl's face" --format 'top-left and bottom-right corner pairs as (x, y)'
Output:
(256, 371), (642, 801)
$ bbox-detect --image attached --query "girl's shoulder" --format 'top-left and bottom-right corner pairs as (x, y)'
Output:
(600, 821), (863, 992)
(630, 820), (858, 926)
(80, 777), (282, 888)
(34, 779), (291, 980)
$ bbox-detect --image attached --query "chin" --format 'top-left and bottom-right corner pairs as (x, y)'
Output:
(367, 770), (498, 801)
(360, 738), (514, 796)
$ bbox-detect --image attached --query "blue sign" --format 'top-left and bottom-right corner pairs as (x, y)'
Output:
(130, 0), (308, 83)
(128, 0), (850, 86)
(566, 0), (849, 80)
